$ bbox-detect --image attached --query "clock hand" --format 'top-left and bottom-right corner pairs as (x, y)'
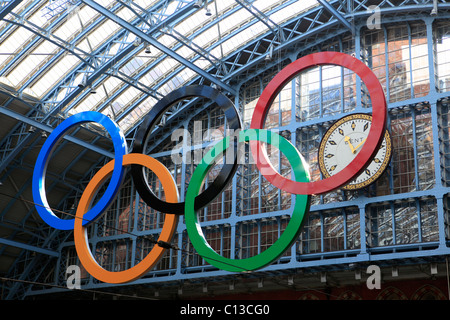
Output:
(344, 136), (355, 153)
(353, 138), (367, 153)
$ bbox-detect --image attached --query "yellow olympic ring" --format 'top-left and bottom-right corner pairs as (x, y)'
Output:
(73, 153), (179, 284)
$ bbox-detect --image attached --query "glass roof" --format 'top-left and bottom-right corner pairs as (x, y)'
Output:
(0, 0), (319, 133)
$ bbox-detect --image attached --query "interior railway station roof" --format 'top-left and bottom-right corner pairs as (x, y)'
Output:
(0, 0), (349, 277)
(1, 0), (449, 300)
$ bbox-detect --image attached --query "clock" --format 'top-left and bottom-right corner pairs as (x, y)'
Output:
(318, 113), (392, 190)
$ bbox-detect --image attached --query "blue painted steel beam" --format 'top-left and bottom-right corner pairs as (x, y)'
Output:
(81, 0), (237, 95)
(11, 2), (124, 87)
(221, 6), (335, 82)
(39, 0), (195, 116)
(64, 4), (245, 121)
(99, 0), (297, 125)
(0, 1), (76, 77)
(93, 5), (246, 116)
(0, 238), (59, 257)
(217, 0), (388, 85)
(52, 0), (293, 125)
(0, 0), (41, 40)
(6, 2), (450, 299)
(2, 12), (154, 104)
(11, 0), (155, 111)
(0, 0), (201, 190)
(316, 0), (354, 32)
(235, 0), (280, 38)
(0, 33), (136, 175)
(14, 2), (161, 100)
(0, 105), (114, 159)
(3, 14), (91, 66)
(49, 30), (139, 111)
(120, 0), (315, 134)
(0, 0), (23, 20)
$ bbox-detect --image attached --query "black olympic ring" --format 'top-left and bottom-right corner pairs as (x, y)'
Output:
(131, 85), (242, 215)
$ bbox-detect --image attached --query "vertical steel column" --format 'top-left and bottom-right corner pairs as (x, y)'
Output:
(424, 16), (448, 250)
(354, 24), (370, 258)
(358, 204), (368, 257)
(289, 54), (298, 261)
(416, 198), (423, 242)
(229, 88), (242, 260)
(390, 202), (396, 246)
(343, 209), (348, 250)
(383, 25), (390, 104)
(407, 23), (415, 99)
(411, 108), (420, 191)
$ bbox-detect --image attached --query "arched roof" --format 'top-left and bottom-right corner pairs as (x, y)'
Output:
(0, 0), (448, 299)
(0, 0), (320, 133)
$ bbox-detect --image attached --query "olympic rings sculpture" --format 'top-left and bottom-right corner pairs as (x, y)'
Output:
(131, 85), (242, 215)
(32, 52), (387, 283)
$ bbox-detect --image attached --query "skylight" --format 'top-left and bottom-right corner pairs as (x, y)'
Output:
(0, 0), (319, 133)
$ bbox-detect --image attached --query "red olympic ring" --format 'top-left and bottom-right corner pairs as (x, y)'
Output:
(250, 51), (387, 195)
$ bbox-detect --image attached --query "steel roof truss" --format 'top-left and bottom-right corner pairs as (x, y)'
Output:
(81, 0), (237, 95)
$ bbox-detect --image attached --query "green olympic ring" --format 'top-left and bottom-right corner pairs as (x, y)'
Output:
(185, 129), (311, 272)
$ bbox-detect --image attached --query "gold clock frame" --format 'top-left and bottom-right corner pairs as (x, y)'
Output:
(318, 113), (392, 190)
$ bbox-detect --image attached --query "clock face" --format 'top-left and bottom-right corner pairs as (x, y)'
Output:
(318, 113), (392, 190)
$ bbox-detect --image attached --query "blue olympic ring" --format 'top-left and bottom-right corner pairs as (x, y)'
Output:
(32, 111), (128, 231)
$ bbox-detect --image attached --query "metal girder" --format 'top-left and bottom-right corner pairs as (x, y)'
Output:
(121, 0), (299, 135)
(0, 238), (59, 257)
(4, 11), (91, 66)
(102, 5), (247, 124)
(72, 0), (294, 127)
(235, 0), (283, 40)
(225, 0), (450, 85)
(0, 0), (203, 189)
(316, 0), (354, 32)
(219, 0), (340, 84)
(162, 26), (222, 71)
(0, 0), (21, 21)
(0, 105), (114, 160)
(0, 5), (134, 177)
(3, 12), (160, 100)
(0, 13), (66, 77)
(0, 39), (134, 175)
(3, 0), (450, 300)
(81, 0), (237, 96)
(59, 1), (203, 116)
